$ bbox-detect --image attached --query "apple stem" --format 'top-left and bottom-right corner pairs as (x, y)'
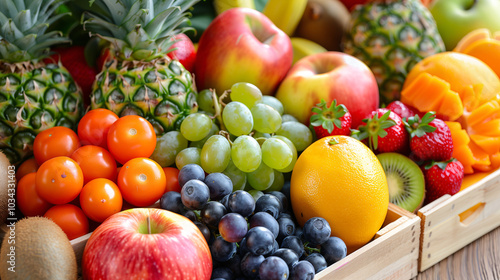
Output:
(147, 215), (151, 234)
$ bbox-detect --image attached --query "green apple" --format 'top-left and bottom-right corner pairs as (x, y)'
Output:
(430, 0), (500, 50)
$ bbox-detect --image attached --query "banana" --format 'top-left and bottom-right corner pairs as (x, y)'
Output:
(263, 0), (308, 36)
(290, 37), (328, 64)
(213, 0), (256, 15)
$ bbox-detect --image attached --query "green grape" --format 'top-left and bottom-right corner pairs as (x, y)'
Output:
(247, 162), (274, 191)
(248, 190), (265, 202)
(253, 131), (271, 139)
(231, 135), (262, 172)
(230, 82), (262, 108)
(275, 121), (313, 152)
(180, 113), (213, 141)
(150, 131), (188, 167)
(261, 138), (292, 170)
(222, 101), (253, 136)
(251, 103), (282, 134)
(175, 147), (201, 170)
(266, 170), (285, 192)
(190, 122), (220, 148)
(273, 135), (297, 173)
(223, 159), (247, 191)
(261, 95), (284, 115)
(281, 114), (298, 123)
(201, 135), (231, 173)
(197, 89), (216, 114)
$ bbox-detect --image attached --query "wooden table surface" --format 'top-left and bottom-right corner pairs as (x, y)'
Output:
(414, 226), (500, 279)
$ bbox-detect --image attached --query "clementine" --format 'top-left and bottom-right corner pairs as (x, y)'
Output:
(290, 135), (389, 253)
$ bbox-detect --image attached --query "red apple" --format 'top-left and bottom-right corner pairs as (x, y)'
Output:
(194, 7), (293, 96)
(167, 33), (197, 73)
(82, 208), (212, 280)
(275, 51), (379, 128)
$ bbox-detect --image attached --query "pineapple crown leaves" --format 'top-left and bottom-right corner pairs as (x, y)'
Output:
(403, 111), (437, 138)
(424, 158), (456, 171)
(310, 99), (348, 133)
(0, 0), (71, 63)
(83, 0), (200, 62)
(357, 110), (396, 150)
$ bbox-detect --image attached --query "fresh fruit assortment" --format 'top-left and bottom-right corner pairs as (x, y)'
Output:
(2, 0), (500, 279)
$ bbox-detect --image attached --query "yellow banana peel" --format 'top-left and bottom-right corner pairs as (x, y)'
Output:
(213, 0), (256, 15)
(290, 37), (328, 64)
(263, 0), (308, 36)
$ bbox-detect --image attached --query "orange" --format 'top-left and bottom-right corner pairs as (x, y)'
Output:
(290, 135), (389, 253)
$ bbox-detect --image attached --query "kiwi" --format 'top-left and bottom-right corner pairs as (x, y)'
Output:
(376, 152), (425, 213)
(292, 0), (351, 51)
(0, 151), (11, 225)
(0, 217), (78, 280)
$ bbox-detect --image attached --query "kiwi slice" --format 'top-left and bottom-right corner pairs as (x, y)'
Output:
(376, 152), (425, 213)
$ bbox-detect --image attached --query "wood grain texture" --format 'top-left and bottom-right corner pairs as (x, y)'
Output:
(415, 226), (500, 280)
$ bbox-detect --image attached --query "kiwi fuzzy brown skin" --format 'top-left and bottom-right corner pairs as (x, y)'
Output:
(0, 217), (78, 280)
(0, 151), (11, 225)
(376, 152), (426, 213)
(293, 0), (351, 51)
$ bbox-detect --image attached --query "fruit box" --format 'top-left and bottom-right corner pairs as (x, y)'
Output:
(417, 168), (500, 272)
(315, 203), (421, 279)
(70, 203), (420, 279)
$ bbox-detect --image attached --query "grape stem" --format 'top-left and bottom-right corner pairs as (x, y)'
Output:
(211, 89), (226, 131)
(218, 130), (233, 145)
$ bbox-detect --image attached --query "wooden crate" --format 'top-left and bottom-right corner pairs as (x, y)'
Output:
(71, 203), (420, 279)
(417, 168), (500, 272)
(315, 203), (420, 280)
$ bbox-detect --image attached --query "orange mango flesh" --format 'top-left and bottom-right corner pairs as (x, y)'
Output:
(401, 52), (500, 174)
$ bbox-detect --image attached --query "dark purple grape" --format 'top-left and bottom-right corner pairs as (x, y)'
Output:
(302, 217), (331, 246)
(290, 260), (315, 280)
(265, 239), (279, 257)
(320, 236), (347, 266)
(259, 256), (289, 280)
(281, 236), (305, 258)
(211, 266), (234, 280)
(267, 191), (289, 212)
(159, 191), (184, 214)
(240, 252), (265, 278)
(211, 236), (237, 262)
(201, 201), (227, 228)
(273, 248), (299, 270)
(225, 254), (242, 277)
(219, 213), (248, 243)
(181, 179), (210, 210)
(255, 194), (282, 219)
(249, 212), (279, 239)
(305, 253), (327, 273)
(278, 212), (293, 220)
(178, 163), (205, 187)
(183, 209), (197, 222)
(238, 237), (250, 257)
(220, 194), (230, 208)
(204, 172), (233, 200)
(193, 221), (211, 243)
(277, 216), (296, 243)
(245, 226), (275, 256)
(227, 190), (255, 217)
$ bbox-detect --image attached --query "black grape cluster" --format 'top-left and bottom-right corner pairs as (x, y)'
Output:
(159, 163), (348, 280)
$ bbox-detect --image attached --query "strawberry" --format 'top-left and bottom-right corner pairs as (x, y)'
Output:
(385, 100), (422, 120)
(355, 108), (409, 154)
(422, 159), (464, 204)
(405, 112), (453, 161)
(310, 99), (352, 139)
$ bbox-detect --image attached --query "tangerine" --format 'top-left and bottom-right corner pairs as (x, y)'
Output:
(290, 135), (389, 253)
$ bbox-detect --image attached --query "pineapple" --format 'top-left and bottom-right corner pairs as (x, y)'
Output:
(83, 0), (200, 135)
(342, 0), (445, 105)
(0, 0), (84, 165)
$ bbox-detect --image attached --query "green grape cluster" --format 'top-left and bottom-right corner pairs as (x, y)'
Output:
(167, 82), (314, 193)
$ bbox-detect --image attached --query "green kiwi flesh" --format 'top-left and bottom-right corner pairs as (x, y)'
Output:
(376, 152), (425, 213)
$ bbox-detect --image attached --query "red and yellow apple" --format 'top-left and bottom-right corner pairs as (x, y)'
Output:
(275, 51), (379, 128)
(82, 208), (212, 280)
(194, 7), (293, 96)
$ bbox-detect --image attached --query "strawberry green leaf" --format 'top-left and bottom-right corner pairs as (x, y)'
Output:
(323, 121), (334, 133)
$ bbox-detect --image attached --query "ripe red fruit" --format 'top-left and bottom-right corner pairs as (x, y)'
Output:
(355, 108), (409, 154)
(167, 33), (197, 73)
(50, 46), (98, 108)
(310, 99), (352, 139)
(385, 100), (422, 120)
(422, 159), (464, 204)
(405, 112), (453, 161)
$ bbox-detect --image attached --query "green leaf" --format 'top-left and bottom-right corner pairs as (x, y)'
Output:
(324, 121), (334, 133)
(333, 118), (341, 129)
